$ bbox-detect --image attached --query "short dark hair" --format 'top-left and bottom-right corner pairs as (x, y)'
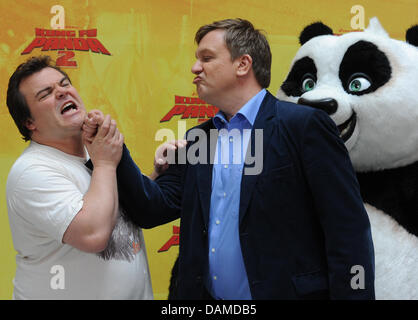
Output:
(6, 56), (70, 141)
(195, 18), (272, 88)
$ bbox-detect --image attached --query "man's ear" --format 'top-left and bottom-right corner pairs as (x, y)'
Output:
(236, 54), (253, 77)
(25, 118), (36, 131)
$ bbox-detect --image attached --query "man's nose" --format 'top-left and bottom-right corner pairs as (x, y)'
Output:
(191, 60), (202, 74)
(55, 85), (68, 99)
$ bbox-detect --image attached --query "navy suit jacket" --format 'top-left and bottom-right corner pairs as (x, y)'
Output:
(116, 91), (375, 299)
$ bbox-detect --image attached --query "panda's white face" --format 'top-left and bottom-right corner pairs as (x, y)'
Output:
(278, 20), (418, 172)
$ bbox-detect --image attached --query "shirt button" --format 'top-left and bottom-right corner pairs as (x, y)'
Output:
(213, 276), (217, 280)
(211, 248), (216, 253)
(216, 220), (220, 225)
(229, 137), (233, 142)
(224, 164), (228, 169)
(223, 192), (226, 197)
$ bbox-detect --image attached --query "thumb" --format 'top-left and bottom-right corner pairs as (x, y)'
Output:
(82, 130), (93, 145)
(156, 158), (167, 165)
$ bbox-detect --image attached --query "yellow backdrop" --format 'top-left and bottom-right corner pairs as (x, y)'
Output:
(0, 0), (416, 299)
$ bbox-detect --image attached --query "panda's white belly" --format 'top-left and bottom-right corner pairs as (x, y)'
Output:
(365, 203), (418, 300)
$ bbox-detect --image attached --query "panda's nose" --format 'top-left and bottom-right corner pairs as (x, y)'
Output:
(298, 98), (338, 115)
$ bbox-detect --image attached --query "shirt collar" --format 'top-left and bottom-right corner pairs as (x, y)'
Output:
(213, 89), (266, 129)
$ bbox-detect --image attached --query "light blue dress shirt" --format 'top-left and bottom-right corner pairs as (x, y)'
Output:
(206, 89), (266, 300)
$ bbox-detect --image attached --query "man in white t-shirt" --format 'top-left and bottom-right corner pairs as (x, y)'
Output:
(5, 56), (153, 299)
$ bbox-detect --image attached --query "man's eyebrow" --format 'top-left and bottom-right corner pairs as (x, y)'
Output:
(196, 48), (214, 57)
(60, 76), (70, 84)
(34, 76), (69, 98)
(35, 86), (51, 98)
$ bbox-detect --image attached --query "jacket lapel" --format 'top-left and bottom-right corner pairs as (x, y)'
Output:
(239, 92), (276, 225)
(195, 121), (217, 229)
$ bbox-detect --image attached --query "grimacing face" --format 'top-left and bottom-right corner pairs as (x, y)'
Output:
(19, 67), (86, 142)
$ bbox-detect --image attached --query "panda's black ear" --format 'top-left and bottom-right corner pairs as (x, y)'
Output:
(406, 25), (418, 47)
(299, 22), (333, 46)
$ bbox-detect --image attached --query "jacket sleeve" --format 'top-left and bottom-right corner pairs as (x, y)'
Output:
(301, 109), (375, 300)
(116, 144), (182, 228)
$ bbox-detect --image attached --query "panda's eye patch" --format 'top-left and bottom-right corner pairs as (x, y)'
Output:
(348, 73), (372, 92)
(339, 40), (391, 96)
(301, 73), (316, 92)
(281, 57), (317, 97)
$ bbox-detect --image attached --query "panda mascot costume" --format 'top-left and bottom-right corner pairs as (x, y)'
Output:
(277, 17), (418, 299)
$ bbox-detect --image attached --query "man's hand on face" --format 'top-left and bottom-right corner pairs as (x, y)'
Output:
(83, 114), (123, 169)
(149, 139), (187, 180)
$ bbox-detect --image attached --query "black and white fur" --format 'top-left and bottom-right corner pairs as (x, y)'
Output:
(278, 18), (418, 299)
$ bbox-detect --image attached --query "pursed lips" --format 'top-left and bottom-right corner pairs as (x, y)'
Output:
(193, 76), (203, 84)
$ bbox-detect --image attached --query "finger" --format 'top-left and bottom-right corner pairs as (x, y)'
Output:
(172, 140), (186, 149)
(155, 143), (166, 158)
(159, 144), (176, 162)
(87, 110), (99, 122)
(82, 131), (93, 144)
(83, 115), (95, 129)
(178, 139), (187, 148)
(167, 144), (177, 151)
(88, 109), (103, 119)
(96, 115), (111, 138)
(82, 123), (96, 133)
(158, 143), (172, 158)
(87, 110), (104, 128)
(82, 125), (96, 138)
(156, 158), (167, 165)
(112, 127), (121, 144)
(105, 119), (117, 139)
(93, 113), (105, 126)
(85, 116), (98, 128)
(155, 141), (174, 161)
(168, 139), (187, 149)
(155, 152), (165, 164)
(115, 132), (124, 147)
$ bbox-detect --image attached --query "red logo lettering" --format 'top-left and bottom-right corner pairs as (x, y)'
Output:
(160, 96), (219, 123)
(56, 51), (77, 67)
(21, 28), (111, 67)
(158, 226), (180, 252)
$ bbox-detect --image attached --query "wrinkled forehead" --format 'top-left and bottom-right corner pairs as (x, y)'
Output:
(19, 67), (67, 97)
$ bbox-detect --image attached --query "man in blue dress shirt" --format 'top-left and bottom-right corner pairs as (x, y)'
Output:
(207, 89), (266, 299)
(113, 18), (375, 299)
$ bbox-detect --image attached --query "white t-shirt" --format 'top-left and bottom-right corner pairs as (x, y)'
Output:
(6, 141), (153, 300)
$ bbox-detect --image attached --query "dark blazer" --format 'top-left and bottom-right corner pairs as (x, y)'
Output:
(117, 91), (375, 299)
